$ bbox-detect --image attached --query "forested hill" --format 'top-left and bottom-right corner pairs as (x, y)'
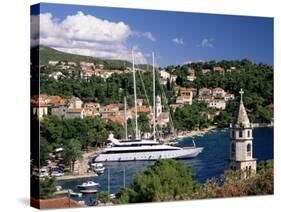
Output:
(34, 45), (132, 70)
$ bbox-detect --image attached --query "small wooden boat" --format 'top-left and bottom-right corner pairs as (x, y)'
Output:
(80, 189), (98, 194)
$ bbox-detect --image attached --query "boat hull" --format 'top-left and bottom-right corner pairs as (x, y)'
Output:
(93, 147), (203, 162)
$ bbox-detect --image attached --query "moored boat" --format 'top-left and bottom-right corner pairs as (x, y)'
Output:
(70, 192), (82, 197)
(91, 163), (105, 174)
(80, 189), (98, 194)
(77, 181), (99, 189)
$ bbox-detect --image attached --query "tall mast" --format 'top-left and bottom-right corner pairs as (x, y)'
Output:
(132, 50), (139, 139)
(152, 52), (156, 140)
(123, 167), (126, 188)
(124, 97), (128, 140)
(107, 168), (110, 194)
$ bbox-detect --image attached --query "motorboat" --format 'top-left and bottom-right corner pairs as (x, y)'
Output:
(70, 192), (82, 197)
(91, 163), (105, 174)
(77, 181), (99, 189)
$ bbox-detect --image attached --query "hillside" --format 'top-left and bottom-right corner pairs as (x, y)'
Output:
(36, 46), (132, 70)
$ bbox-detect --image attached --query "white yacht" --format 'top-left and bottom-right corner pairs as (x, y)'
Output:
(93, 52), (203, 162)
(93, 134), (203, 162)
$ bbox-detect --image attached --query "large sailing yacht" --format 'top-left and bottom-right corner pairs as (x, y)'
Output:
(93, 52), (203, 162)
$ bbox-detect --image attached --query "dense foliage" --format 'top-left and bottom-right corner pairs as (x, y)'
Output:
(40, 116), (120, 166)
(168, 59), (273, 124)
(115, 160), (273, 204)
(38, 47), (273, 126)
(39, 177), (57, 199)
(173, 103), (211, 131)
(115, 159), (199, 203)
(192, 160), (273, 198)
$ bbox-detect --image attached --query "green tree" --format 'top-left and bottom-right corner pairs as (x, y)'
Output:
(115, 159), (198, 203)
(39, 177), (57, 199)
(97, 191), (110, 204)
(62, 138), (82, 172)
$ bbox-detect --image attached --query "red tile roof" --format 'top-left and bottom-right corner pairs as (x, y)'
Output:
(31, 102), (48, 107)
(31, 197), (85, 209)
(102, 115), (125, 125)
(67, 108), (84, 113)
(48, 95), (64, 105)
(132, 106), (151, 113)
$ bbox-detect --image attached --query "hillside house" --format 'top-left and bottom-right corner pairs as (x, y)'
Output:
(213, 66), (225, 74)
(160, 70), (170, 79)
(68, 97), (83, 109)
(99, 103), (123, 115)
(157, 112), (170, 127)
(202, 69), (211, 75)
(80, 61), (95, 71)
(212, 87), (226, 98)
(199, 88), (212, 96)
(48, 61), (59, 66)
(208, 99), (226, 110)
(48, 71), (63, 80)
(179, 87), (197, 97)
(187, 68), (196, 81)
(101, 115), (125, 125)
(68, 62), (77, 66)
(197, 96), (214, 104)
(31, 102), (48, 120)
(224, 93), (235, 101)
(65, 108), (85, 119)
(176, 93), (193, 105)
(84, 102), (100, 111)
(80, 70), (95, 80)
(83, 102), (101, 117)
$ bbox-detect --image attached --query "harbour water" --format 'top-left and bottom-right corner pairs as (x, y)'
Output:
(58, 127), (273, 206)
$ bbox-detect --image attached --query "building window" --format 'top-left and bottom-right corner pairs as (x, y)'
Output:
(239, 130), (243, 138)
(248, 130), (251, 138)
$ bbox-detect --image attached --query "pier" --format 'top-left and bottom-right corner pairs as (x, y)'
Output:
(56, 172), (98, 181)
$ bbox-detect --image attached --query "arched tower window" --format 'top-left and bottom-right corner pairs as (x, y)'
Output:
(247, 130), (251, 138)
(239, 130), (243, 138)
(247, 143), (251, 156)
(231, 143), (236, 158)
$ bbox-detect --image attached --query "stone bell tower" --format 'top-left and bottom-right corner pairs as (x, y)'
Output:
(226, 89), (256, 178)
(155, 95), (162, 118)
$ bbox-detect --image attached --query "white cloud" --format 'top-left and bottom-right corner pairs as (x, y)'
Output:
(172, 37), (184, 45)
(134, 31), (156, 42)
(200, 38), (215, 48)
(31, 11), (149, 64)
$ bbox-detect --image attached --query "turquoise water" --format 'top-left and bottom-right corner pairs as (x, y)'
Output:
(58, 127), (273, 206)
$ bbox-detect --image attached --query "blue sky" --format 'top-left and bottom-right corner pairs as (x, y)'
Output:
(31, 3), (273, 66)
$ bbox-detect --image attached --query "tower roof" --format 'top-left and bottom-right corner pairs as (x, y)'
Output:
(233, 89), (250, 128)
